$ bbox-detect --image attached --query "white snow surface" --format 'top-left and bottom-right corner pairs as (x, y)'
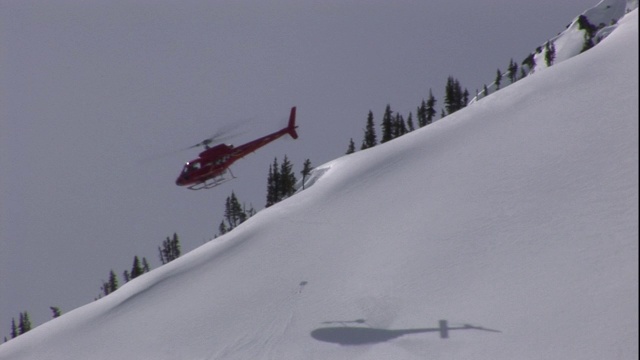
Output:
(0, 9), (637, 360)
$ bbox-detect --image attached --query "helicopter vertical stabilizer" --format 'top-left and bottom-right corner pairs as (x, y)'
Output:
(287, 107), (298, 139)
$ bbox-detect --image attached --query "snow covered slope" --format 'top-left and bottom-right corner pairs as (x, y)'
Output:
(0, 9), (637, 360)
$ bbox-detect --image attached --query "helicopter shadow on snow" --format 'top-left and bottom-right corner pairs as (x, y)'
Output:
(310, 319), (500, 346)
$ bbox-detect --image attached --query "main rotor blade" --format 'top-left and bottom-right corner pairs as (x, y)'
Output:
(139, 120), (251, 163)
(184, 122), (250, 150)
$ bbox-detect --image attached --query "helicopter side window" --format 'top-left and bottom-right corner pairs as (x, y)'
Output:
(219, 155), (230, 165)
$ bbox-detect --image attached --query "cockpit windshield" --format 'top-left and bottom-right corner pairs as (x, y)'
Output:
(182, 161), (202, 175)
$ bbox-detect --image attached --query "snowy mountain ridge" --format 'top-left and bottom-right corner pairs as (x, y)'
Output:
(0, 7), (637, 360)
(470, 0), (637, 104)
(535, 0), (637, 67)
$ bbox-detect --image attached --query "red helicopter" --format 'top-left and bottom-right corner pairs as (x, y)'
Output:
(175, 107), (298, 190)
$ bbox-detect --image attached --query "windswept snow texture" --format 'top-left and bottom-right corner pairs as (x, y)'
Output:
(0, 9), (637, 360)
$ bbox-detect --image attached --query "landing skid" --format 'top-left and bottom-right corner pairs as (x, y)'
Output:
(188, 169), (236, 190)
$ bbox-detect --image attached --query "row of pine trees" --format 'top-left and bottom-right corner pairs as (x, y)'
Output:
(344, 26), (570, 155)
(211, 14), (610, 232)
(4, 234), (182, 342)
(214, 156), (313, 237)
(97, 233), (182, 300)
(210, 30), (566, 237)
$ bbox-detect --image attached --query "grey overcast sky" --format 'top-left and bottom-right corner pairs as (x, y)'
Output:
(1, 0), (597, 333)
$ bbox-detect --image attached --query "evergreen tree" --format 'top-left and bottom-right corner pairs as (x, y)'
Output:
(234, 192), (248, 225)
(483, 84), (489, 98)
(130, 256), (143, 280)
(100, 270), (119, 297)
(142, 257), (150, 273)
(462, 88), (470, 107)
(218, 220), (228, 235)
(425, 90), (437, 125)
(10, 318), (17, 339)
(100, 281), (108, 297)
(522, 53), (536, 73)
(406, 112), (415, 132)
(444, 76), (464, 115)
(345, 138), (356, 154)
(278, 156), (297, 199)
(265, 156), (297, 206)
(361, 111), (377, 149)
(50, 306), (62, 318)
(243, 203), (256, 218)
(224, 192), (247, 228)
(224, 194), (234, 227)
(380, 105), (394, 143)
(495, 69), (502, 90)
(159, 233), (181, 265)
(544, 41), (556, 67)
(577, 15), (598, 52)
(216, 192), (255, 237)
(417, 100), (427, 127)
(18, 312), (31, 335)
(300, 159), (313, 189)
(266, 158), (280, 207)
(582, 36), (595, 52)
(100, 281), (109, 300)
(108, 270), (118, 293)
(392, 113), (407, 138)
(508, 58), (518, 83)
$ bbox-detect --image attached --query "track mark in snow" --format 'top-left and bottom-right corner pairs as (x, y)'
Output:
(261, 281), (309, 359)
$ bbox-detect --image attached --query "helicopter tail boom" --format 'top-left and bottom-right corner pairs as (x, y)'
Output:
(287, 106), (298, 139)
